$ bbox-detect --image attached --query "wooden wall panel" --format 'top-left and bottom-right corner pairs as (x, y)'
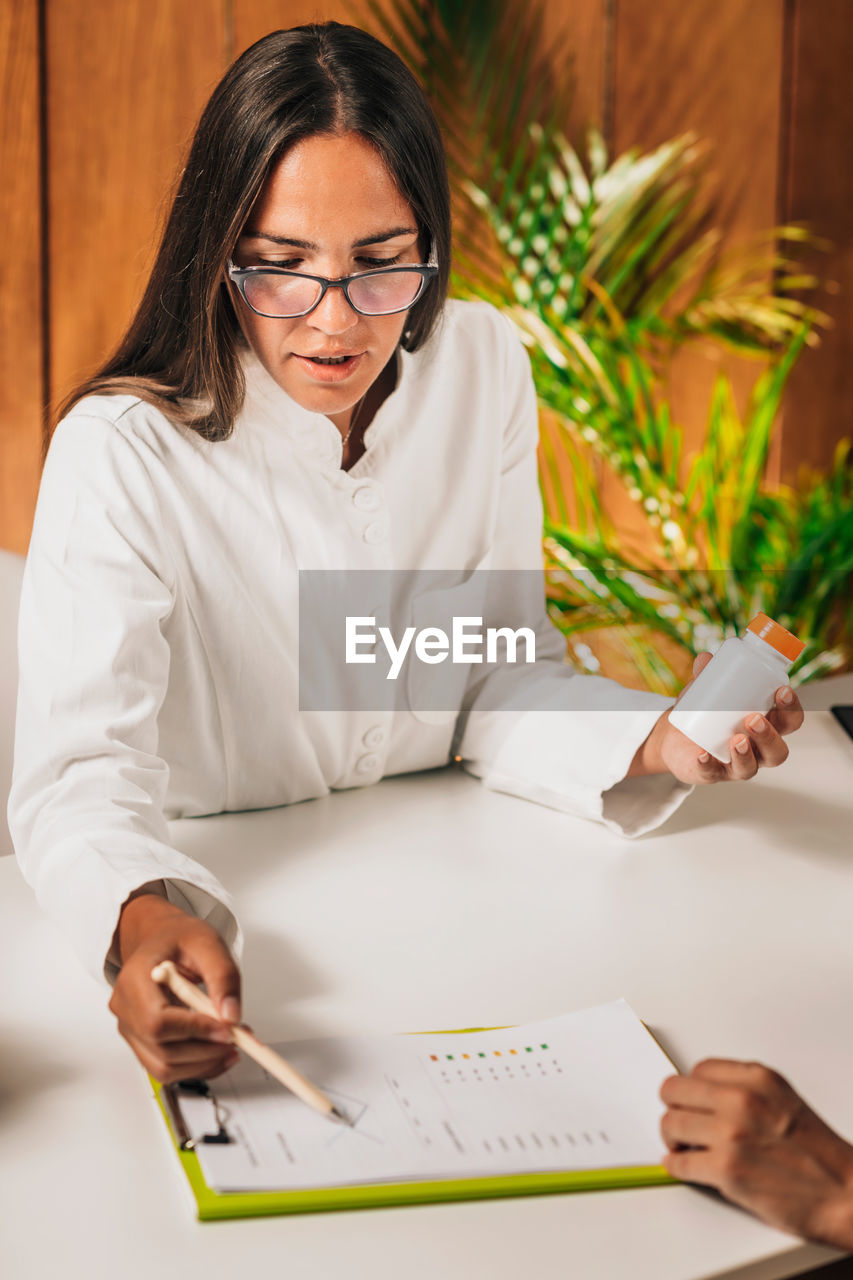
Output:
(231, 0), (361, 57)
(0, 0), (43, 555)
(536, 1), (608, 535)
(45, 0), (227, 411)
(609, 0), (785, 548)
(541, 0), (608, 142)
(613, 0), (784, 242)
(777, 0), (853, 479)
(231, 0), (608, 119)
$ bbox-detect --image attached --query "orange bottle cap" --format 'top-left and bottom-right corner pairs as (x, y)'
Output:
(746, 613), (805, 663)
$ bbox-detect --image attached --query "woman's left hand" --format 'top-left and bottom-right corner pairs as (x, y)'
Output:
(629, 652), (805, 785)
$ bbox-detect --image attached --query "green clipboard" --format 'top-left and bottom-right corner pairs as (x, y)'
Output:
(149, 1022), (676, 1220)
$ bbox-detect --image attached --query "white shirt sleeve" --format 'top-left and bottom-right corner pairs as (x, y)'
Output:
(7, 412), (243, 985)
(453, 313), (693, 837)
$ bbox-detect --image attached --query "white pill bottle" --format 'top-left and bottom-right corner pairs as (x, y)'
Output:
(669, 613), (805, 764)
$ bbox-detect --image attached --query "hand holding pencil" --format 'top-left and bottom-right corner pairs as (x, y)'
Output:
(109, 891), (348, 1124)
(151, 959), (350, 1126)
(108, 892), (245, 1083)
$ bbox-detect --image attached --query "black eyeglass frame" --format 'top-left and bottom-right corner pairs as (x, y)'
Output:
(226, 252), (439, 319)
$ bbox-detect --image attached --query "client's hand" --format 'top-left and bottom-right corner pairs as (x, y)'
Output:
(629, 652), (804, 785)
(109, 892), (242, 1082)
(660, 1060), (853, 1249)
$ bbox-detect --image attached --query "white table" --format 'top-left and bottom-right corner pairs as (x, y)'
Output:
(2, 539), (852, 1279)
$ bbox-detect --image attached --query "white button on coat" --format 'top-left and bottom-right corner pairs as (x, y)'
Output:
(362, 522), (387, 545)
(362, 725), (386, 749)
(355, 753), (380, 774)
(352, 485), (381, 512)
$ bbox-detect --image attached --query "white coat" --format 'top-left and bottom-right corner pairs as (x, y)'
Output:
(7, 300), (691, 984)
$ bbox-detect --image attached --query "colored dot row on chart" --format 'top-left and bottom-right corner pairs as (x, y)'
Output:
(430, 1044), (549, 1061)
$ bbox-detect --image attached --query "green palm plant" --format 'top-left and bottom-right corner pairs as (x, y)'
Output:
(541, 343), (853, 693)
(356, 0), (850, 688)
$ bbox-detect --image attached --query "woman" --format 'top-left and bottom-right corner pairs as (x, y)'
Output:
(8, 23), (802, 1085)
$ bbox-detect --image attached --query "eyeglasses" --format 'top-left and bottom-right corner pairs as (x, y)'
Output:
(227, 250), (439, 319)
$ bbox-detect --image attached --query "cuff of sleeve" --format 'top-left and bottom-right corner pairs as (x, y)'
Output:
(600, 772), (694, 838)
(472, 695), (694, 838)
(102, 876), (243, 987)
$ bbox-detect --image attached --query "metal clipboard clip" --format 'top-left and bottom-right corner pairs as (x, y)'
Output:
(161, 1078), (235, 1151)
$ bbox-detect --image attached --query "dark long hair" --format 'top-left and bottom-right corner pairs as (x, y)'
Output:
(55, 23), (451, 443)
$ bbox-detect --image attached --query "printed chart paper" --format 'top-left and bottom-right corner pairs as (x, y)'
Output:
(177, 1000), (671, 1192)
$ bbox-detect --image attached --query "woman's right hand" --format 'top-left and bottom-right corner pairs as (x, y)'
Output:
(108, 892), (243, 1082)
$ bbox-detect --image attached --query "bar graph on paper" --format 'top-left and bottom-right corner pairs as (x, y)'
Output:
(176, 1001), (670, 1192)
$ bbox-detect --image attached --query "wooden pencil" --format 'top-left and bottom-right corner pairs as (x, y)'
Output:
(151, 959), (351, 1125)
